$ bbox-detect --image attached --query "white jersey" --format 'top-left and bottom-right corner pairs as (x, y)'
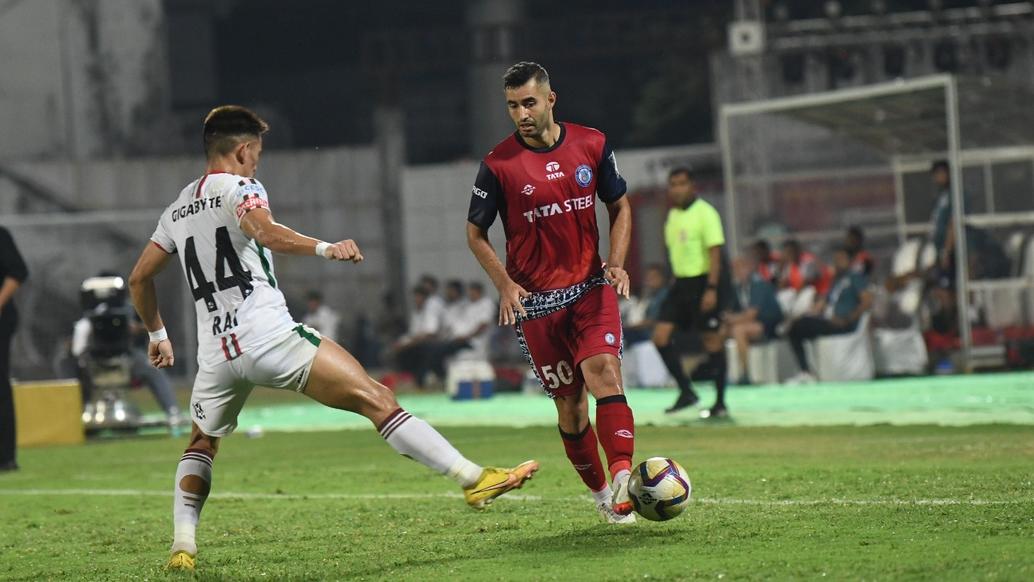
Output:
(151, 172), (296, 368)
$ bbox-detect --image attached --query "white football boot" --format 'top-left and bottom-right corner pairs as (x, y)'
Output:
(597, 500), (636, 524)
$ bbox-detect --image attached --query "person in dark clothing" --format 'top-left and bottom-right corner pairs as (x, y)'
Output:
(0, 226), (28, 472)
(785, 246), (872, 384)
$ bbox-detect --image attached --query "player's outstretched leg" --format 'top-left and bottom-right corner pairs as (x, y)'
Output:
(166, 424), (218, 572)
(581, 354), (636, 518)
(303, 339), (538, 509)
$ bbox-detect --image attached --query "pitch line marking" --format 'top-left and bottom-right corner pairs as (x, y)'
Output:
(0, 488), (1028, 506)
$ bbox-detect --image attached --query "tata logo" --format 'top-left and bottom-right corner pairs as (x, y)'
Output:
(545, 161), (565, 181)
(521, 184), (536, 196)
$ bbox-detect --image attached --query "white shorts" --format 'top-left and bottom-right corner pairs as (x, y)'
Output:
(189, 323), (322, 437)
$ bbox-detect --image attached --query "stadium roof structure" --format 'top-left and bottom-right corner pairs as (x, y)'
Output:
(719, 74), (1034, 368)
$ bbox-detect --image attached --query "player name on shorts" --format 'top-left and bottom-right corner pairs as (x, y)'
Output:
(522, 193), (594, 223)
(171, 196), (223, 222)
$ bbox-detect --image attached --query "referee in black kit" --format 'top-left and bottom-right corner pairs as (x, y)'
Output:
(0, 226), (28, 472)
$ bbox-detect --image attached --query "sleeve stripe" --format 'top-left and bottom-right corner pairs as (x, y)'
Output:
(151, 240), (172, 254)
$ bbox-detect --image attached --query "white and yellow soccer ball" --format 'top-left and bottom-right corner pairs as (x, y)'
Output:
(627, 457), (692, 521)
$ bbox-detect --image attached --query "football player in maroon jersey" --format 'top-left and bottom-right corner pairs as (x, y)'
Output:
(467, 62), (637, 524)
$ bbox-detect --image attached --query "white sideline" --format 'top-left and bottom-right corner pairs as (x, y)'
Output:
(0, 488), (1029, 506)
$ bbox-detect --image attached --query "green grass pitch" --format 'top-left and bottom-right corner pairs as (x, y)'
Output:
(1, 423), (1033, 580)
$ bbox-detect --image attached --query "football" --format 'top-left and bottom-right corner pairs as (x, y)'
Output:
(627, 457), (692, 521)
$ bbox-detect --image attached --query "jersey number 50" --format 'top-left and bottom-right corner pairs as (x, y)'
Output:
(184, 226), (254, 312)
(540, 360), (575, 390)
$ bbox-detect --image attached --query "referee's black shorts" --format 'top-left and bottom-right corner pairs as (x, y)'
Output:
(658, 275), (727, 333)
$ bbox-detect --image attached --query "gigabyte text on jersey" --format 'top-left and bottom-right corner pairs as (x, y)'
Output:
(172, 196), (223, 222)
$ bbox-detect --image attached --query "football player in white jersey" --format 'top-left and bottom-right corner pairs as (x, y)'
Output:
(128, 106), (538, 572)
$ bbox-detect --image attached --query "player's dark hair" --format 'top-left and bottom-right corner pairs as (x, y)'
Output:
(412, 285), (428, 299)
(753, 240), (771, 254)
(307, 290), (323, 302)
(668, 167), (692, 181)
(203, 105), (269, 158)
(503, 62), (549, 89)
(930, 159), (949, 174)
(446, 279), (464, 294)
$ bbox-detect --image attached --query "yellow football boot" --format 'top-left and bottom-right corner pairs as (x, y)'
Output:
(463, 460), (539, 509)
(165, 550), (196, 572)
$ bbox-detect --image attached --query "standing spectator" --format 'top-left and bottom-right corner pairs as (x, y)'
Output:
(0, 226), (27, 472)
(845, 226), (875, 276)
(725, 256), (783, 385)
(302, 290), (341, 341)
(652, 167), (730, 419)
(785, 246), (873, 384)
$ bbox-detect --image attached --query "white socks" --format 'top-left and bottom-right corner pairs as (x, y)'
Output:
(592, 485), (614, 505)
(378, 409), (483, 488)
(171, 449), (213, 555)
(614, 469), (631, 487)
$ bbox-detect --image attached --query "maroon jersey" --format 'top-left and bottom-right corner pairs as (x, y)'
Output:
(467, 122), (627, 292)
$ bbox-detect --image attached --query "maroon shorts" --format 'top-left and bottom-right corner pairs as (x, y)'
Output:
(515, 282), (623, 398)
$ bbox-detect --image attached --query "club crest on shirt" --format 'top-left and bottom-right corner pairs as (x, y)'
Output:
(522, 184), (536, 196)
(605, 332), (616, 345)
(575, 164), (593, 187)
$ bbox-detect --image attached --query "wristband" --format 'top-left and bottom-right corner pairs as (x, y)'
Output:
(315, 241), (331, 258)
(148, 327), (169, 343)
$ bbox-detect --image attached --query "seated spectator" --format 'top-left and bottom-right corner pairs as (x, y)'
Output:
(725, 256), (783, 385)
(440, 280), (469, 337)
(779, 239), (821, 292)
(751, 239), (781, 284)
(392, 285), (442, 388)
(419, 274), (447, 325)
(302, 290), (340, 341)
(785, 246), (873, 384)
(845, 226), (874, 277)
(448, 281), (496, 361)
(622, 264), (670, 345)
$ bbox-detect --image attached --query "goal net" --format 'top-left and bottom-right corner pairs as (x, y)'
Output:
(719, 74), (1034, 370)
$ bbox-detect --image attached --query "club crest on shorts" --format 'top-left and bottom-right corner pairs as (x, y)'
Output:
(605, 332), (616, 345)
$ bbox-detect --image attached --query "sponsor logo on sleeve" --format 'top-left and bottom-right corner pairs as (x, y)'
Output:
(235, 195), (269, 219)
(472, 186), (488, 199)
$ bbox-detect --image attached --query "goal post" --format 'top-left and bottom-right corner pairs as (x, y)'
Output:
(719, 74), (1034, 371)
